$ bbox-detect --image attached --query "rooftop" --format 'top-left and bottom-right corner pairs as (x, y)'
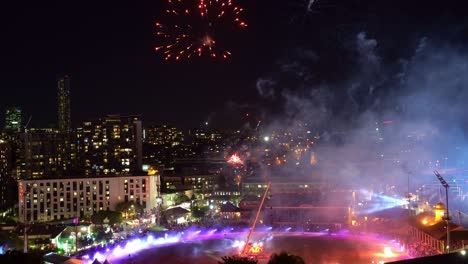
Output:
(20, 174), (155, 182)
(219, 202), (240, 213)
(409, 212), (468, 241)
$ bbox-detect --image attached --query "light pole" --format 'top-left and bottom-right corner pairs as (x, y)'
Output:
(156, 197), (163, 226)
(434, 171), (450, 253)
(155, 174), (162, 226)
(22, 119), (32, 254)
(23, 189), (28, 253)
(73, 217), (79, 253)
(21, 181), (34, 253)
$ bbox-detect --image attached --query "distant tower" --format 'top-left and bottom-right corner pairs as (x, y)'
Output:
(4, 107), (22, 132)
(57, 75), (71, 133)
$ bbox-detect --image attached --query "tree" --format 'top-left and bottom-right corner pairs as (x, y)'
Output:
(229, 194), (241, 205)
(106, 210), (123, 225)
(91, 210), (122, 225)
(267, 252), (305, 264)
(115, 201), (143, 218)
(218, 256), (258, 264)
(0, 211), (17, 225)
(94, 228), (112, 243)
(91, 212), (104, 225)
(174, 193), (190, 205)
(191, 205), (209, 219)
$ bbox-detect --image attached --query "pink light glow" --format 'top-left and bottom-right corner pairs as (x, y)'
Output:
(83, 228), (409, 264)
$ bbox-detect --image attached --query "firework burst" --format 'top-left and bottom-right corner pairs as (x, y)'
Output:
(155, 0), (247, 61)
(227, 153), (243, 165)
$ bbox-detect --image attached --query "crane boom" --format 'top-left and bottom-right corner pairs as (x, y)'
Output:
(242, 182), (271, 255)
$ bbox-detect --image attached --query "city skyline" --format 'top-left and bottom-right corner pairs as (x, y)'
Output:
(2, 1), (468, 263)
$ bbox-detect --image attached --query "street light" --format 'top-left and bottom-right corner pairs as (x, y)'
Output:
(156, 197), (163, 226)
(21, 118), (33, 254)
(73, 217), (79, 253)
(22, 186), (28, 253)
(20, 181), (35, 253)
(434, 170), (451, 253)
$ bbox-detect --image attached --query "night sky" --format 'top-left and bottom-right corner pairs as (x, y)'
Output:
(0, 0), (466, 129)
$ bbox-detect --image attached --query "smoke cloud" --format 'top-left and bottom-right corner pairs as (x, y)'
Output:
(248, 31), (468, 196)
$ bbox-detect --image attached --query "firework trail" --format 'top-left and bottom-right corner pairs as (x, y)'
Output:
(155, 0), (247, 61)
(307, 0), (316, 12)
(255, 120), (262, 131)
(286, 0), (337, 25)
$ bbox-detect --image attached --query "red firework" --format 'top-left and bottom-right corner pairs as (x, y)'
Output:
(227, 153), (243, 165)
(155, 0), (247, 61)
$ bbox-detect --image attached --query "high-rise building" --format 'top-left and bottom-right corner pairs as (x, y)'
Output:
(15, 128), (70, 179)
(19, 174), (160, 223)
(0, 138), (9, 176)
(0, 134), (17, 211)
(78, 115), (143, 176)
(187, 128), (225, 158)
(57, 76), (74, 179)
(0, 137), (15, 210)
(143, 125), (185, 167)
(4, 107), (22, 132)
(145, 125), (184, 146)
(57, 75), (71, 134)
